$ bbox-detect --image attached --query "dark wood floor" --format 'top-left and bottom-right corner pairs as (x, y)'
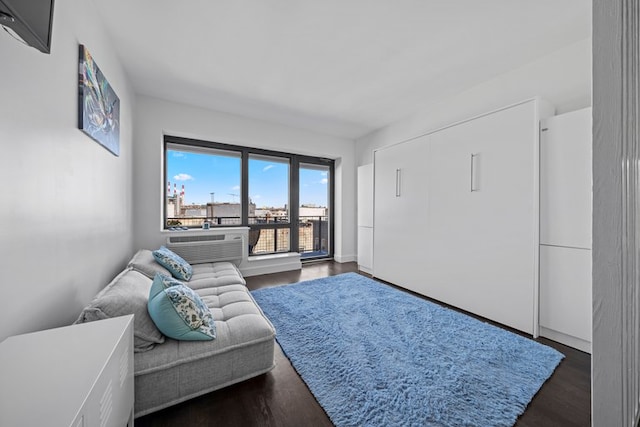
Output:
(136, 261), (591, 427)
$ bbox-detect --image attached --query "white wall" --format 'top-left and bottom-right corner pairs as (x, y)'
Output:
(355, 38), (591, 165)
(132, 95), (357, 262)
(0, 0), (135, 341)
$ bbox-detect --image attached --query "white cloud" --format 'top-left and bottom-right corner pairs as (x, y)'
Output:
(231, 185), (240, 191)
(172, 152), (185, 158)
(321, 171), (328, 176)
(173, 173), (194, 181)
(320, 178), (328, 184)
(263, 165), (275, 172)
(253, 195), (262, 199)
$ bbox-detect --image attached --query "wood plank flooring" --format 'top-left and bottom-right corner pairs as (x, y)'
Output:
(136, 261), (591, 427)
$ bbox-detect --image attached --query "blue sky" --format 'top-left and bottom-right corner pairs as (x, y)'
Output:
(167, 149), (329, 208)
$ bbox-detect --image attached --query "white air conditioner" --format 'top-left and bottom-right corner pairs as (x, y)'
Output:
(166, 233), (243, 264)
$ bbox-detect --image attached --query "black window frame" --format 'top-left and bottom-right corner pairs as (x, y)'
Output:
(163, 135), (335, 259)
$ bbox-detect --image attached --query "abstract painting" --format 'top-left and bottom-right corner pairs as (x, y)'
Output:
(78, 44), (120, 156)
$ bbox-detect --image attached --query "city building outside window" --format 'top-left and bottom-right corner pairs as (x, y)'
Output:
(165, 144), (242, 227)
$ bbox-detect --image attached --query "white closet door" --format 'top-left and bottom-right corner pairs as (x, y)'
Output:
(357, 164), (374, 273)
(357, 226), (373, 273)
(539, 107), (592, 351)
(373, 136), (429, 291)
(540, 108), (592, 249)
(357, 164), (374, 228)
(426, 101), (538, 334)
(539, 245), (592, 344)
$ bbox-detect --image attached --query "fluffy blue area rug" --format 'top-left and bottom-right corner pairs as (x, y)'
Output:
(252, 273), (564, 427)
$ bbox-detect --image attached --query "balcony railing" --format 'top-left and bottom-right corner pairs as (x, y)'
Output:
(249, 216), (328, 257)
(298, 216), (329, 257)
(166, 216), (241, 227)
(168, 215), (329, 258)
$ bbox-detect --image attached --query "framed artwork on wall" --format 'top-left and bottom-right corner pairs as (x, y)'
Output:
(78, 44), (120, 156)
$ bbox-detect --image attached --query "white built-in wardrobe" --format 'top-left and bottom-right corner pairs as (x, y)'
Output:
(373, 99), (555, 336)
(539, 107), (592, 352)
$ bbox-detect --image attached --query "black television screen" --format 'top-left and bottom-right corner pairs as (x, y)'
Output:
(0, 0), (54, 53)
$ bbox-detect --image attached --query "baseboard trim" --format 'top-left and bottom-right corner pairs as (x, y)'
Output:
(539, 326), (591, 353)
(358, 265), (373, 275)
(334, 254), (356, 263)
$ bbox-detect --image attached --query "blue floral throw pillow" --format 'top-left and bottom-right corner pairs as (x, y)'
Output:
(149, 272), (182, 297)
(152, 246), (193, 281)
(148, 273), (216, 341)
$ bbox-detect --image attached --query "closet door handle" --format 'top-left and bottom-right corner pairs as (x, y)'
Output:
(395, 168), (401, 197)
(470, 153), (478, 192)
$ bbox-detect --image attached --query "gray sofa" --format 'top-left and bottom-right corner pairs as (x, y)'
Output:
(76, 249), (276, 417)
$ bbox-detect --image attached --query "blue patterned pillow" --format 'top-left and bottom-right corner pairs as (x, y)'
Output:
(152, 246), (193, 281)
(148, 273), (216, 341)
(148, 272), (182, 298)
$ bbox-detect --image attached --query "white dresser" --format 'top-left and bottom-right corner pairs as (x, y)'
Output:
(0, 315), (134, 427)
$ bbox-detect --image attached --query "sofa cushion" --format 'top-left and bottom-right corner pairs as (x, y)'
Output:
(136, 284), (275, 375)
(128, 249), (172, 279)
(153, 246), (193, 281)
(188, 262), (246, 290)
(75, 269), (164, 352)
(148, 274), (216, 341)
(132, 264), (276, 417)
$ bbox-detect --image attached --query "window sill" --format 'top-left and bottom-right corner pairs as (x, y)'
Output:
(247, 252), (301, 262)
(160, 226), (249, 234)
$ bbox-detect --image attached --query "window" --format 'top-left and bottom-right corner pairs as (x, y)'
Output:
(298, 163), (331, 257)
(248, 154), (291, 254)
(164, 136), (334, 260)
(165, 144), (241, 228)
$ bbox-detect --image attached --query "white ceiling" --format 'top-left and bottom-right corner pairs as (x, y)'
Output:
(95, 1), (591, 140)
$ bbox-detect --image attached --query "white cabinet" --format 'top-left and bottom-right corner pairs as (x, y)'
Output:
(425, 101), (541, 334)
(539, 245), (592, 346)
(540, 108), (592, 249)
(357, 227), (373, 274)
(357, 164), (374, 274)
(357, 164), (374, 228)
(373, 99), (553, 335)
(539, 107), (592, 352)
(0, 315), (135, 427)
(374, 135), (430, 293)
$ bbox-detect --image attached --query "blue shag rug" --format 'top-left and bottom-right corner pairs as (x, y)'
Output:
(252, 273), (564, 427)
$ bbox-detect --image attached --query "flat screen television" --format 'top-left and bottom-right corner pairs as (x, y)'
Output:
(0, 0), (54, 54)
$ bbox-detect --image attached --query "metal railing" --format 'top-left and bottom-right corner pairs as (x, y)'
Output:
(298, 216), (328, 256)
(249, 228), (290, 254)
(166, 216), (241, 227)
(168, 215), (329, 257)
(250, 216), (328, 256)
(248, 215), (289, 224)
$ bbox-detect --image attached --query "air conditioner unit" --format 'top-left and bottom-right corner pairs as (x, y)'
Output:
(166, 233), (243, 264)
